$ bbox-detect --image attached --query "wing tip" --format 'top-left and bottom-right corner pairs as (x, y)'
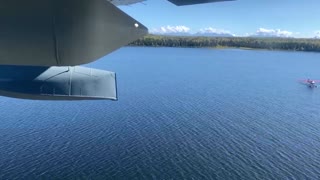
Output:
(168, 0), (235, 6)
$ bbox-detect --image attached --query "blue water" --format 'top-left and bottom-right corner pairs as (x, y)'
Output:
(1, 47), (320, 179)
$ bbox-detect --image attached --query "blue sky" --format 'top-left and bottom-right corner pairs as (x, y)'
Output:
(119, 0), (320, 38)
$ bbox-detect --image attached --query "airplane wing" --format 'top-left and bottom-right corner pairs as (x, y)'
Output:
(0, 0), (233, 100)
(108, 0), (233, 6)
(168, 0), (235, 6)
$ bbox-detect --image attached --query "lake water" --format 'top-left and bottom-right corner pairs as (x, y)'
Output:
(1, 47), (320, 179)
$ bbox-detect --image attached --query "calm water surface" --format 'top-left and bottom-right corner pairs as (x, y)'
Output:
(1, 47), (320, 179)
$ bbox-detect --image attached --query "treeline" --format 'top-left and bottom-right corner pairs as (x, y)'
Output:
(129, 34), (320, 52)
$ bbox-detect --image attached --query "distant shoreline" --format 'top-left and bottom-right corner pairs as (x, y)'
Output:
(129, 35), (320, 53)
(209, 46), (259, 50)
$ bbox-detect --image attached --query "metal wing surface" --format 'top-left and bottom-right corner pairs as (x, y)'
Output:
(167, 0), (235, 6)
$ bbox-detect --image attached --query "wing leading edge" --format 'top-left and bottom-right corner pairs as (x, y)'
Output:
(168, 0), (235, 6)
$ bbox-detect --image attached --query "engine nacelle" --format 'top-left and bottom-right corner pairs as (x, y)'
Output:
(0, 65), (117, 100)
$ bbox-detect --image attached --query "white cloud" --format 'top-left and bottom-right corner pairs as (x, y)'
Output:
(253, 28), (293, 38)
(196, 27), (235, 37)
(149, 26), (305, 38)
(314, 31), (320, 39)
(150, 25), (191, 34)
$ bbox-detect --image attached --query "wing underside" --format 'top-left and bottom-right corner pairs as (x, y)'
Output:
(0, 0), (233, 100)
(168, 0), (234, 6)
(108, 0), (234, 6)
(0, 0), (233, 67)
(0, 0), (148, 66)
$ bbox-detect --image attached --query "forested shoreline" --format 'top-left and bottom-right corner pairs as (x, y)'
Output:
(129, 34), (320, 52)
